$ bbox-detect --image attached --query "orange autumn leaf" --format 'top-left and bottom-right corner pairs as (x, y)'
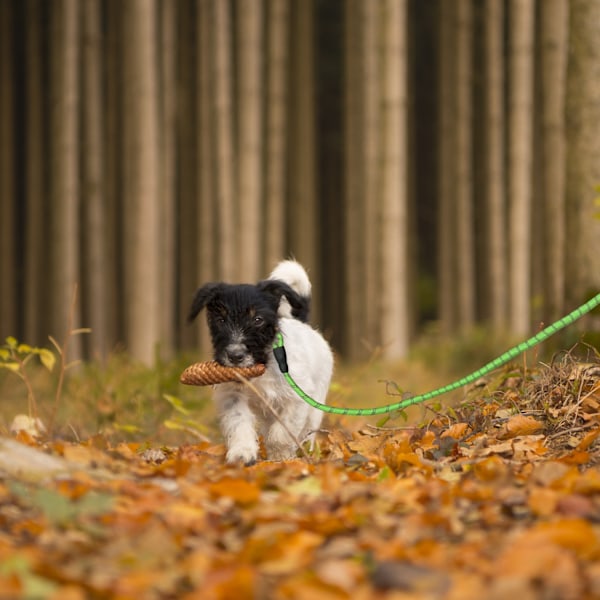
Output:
(208, 477), (261, 505)
(472, 455), (508, 482)
(260, 530), (324, 575)
(528, 487), (559, 517)
(497, 415), (544, 439)
(522, 518), (600, 559)
(576, 427), (600, 451)
(441, 422), (470, 439)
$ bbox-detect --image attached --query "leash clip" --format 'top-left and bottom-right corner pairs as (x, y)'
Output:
(273, 332), (289, 373)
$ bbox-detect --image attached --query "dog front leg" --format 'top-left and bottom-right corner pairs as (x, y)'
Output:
(216, 394), (259, 466)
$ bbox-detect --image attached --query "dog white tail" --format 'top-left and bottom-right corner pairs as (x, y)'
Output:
(268, 260), (311, 319)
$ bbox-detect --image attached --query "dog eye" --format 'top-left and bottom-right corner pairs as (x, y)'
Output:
(253, 315), (264, 326)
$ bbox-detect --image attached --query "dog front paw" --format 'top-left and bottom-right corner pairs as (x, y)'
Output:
(225, 445), (258, 466)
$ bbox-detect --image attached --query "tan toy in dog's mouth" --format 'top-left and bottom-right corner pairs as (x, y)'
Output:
(180, 361), (266, 386)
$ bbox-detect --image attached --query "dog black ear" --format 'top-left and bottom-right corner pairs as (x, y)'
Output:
(187, 283), (222, 323)
(257, 279), (310, 322)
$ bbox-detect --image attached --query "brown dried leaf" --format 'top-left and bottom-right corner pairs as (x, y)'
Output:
(497, 415), (544, 440)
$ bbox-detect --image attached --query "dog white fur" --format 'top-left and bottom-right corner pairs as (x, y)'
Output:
(214, 261), (333, 464)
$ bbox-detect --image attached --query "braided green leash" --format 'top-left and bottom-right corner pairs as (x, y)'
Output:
(273, 293), (600, 416)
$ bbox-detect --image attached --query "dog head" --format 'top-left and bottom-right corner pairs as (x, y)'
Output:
(187, 279), (307, 367)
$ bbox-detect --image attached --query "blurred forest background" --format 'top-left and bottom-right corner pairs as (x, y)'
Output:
(1, 0), (600, 365)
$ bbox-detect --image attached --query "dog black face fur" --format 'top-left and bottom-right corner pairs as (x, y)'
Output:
(187, 279), (309, 367)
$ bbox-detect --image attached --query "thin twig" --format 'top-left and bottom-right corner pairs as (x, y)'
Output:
(234, 371), (311, 462)
(48, 285), (78, 435)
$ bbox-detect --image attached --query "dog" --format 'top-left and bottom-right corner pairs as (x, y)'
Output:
(187, 260), (334, 465)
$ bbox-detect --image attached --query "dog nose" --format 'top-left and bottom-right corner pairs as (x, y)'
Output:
(226, 348), (246, 365)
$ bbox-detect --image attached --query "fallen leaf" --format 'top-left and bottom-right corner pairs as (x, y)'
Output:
(577, 427), (600, 450)
(441, 422), (470, 439)
(208, 478), (260, 506)
(497, 415), (544, 440)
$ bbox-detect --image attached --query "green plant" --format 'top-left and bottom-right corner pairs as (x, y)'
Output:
(0, 287), (90, 435)
(0, 337), (56, 419)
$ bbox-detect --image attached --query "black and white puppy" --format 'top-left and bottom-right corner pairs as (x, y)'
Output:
(188, 260), (334, 465)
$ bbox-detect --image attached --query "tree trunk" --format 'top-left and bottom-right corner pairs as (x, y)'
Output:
(378, 0), (409, 358)
(264, 0), (289, 270)
(508, 0), (535, 335)
(343, 0), (379, 359)
(237, 0), (263, 281)
(363, 0), (380, 352)
(81, 0), (107, 359)
(177, 2), (198, 351)
(49, 0), (81, 358)
(288, 0), (318, 318)
(0, 0), (16, 341)
(196, 0), (217, 354)
(484, 0), (507, 329)
(24, 0), (48, 346)
(540, 0), (568, 321)
(158, 0), (177, 357)
(438, 1), (457, 333)
(454, 0), (475, 328)
(566, 0), (600, 305)
(344, 0), (365, 360)
(212, 0), (237, 281)
(104, 0), (124, 351)
(122, 0), (161, 363)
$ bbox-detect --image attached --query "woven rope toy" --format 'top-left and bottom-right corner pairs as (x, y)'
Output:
(180, 361), (266, 386)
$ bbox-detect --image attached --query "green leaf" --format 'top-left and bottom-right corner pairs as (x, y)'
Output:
(163, 393), (191, 415)
(164, 418), (208, 435)
(0, 361), (20, 373)
(114, 423), (143, 433)
(38, 349), (56, 372)
(5, 336), (17, 349)
(377, 465), (393, 481)
(0, 348), (9, 360)
(17, 343), (33, 354)
(285, 476), (323, 497)
(30, 489), (114, 526)
(376, 415), (391, 428)
(0, 556), (58, 598)
(163, 419), (187, 431)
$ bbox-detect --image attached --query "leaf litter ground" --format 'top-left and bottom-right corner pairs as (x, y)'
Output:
(1, 350), (600, 599)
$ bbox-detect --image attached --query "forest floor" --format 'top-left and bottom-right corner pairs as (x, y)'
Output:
(1, 346), (600, 599)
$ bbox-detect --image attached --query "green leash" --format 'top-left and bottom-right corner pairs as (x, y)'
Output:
(272, 293), (600, 416)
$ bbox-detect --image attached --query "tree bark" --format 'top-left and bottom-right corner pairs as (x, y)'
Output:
(158, 0), (177, 357)
(363, 0), (380, 352)
(264, 0), (289, 270)
(541, 0), (568, 321)
(24, 0), (48, 346)
(0, 0), (16, 341)
(81, 0), (107, 359)
(50, 0), (81, 358)
(212, 0), (237, 281)
(196, 0), (217, 354)
(454, 0), (475, 328)
(566, 0), (600, 305)
(484, 0), (507, 329)
(344, 0), (365, 360)
(378, 0), (409, 358)
(104, 0), (124, 350)
(438, 1), (457, 334)
(122, 0), (161, 363)
(288, 0), (318, 318)
(177, 1), (198, 351)
(237, 0), (263, 281)
(508, 0), (535, 335)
